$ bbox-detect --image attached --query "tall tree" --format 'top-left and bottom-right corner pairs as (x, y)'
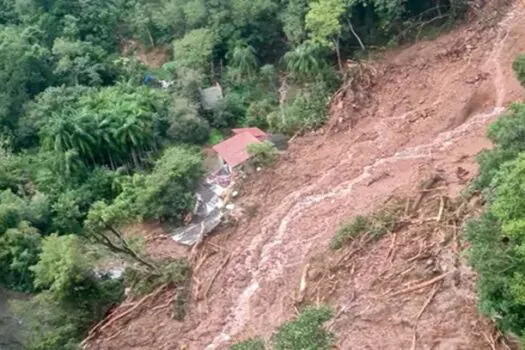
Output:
(305, 0), (347, 71)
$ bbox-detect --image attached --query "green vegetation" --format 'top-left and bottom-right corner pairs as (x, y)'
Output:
(230, 338), (265, 350)
(0, 0), (473, 348)
(331, 203), (403, 250)
(247, 141), (279, 168)
(466, 54), (525, 342)
(230, 306), (333, 350)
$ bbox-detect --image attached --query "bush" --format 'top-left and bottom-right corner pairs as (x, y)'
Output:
(210, 92), (247, 128)
(267, 82), (330, 134)
(245, 99), (275, 129)
(230, 338), (265, 350)
(331, 215), (370, 250)
(166, 98), (210, 144)
(95, 146), (203, 224)
(273, 306), (333, 350)
(466, 100), (525, 340)
(0, 221), (42, 291)
(247, 141), (279, 168)
(13, 234), (123, 350)
(330, 203), (403, 250)
(513, 54), (525, 88)
(208, 128), (225, 145)
(134, 146), (202, 222)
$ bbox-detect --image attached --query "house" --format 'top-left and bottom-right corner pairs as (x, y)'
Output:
(232, 127), (268, 140)
(212, 130), (266, 169)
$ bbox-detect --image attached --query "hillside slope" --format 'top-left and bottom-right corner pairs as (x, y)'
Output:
(89, 2), (525, 349)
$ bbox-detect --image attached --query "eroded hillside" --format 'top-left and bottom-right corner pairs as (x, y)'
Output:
(88, 2), (525, 349)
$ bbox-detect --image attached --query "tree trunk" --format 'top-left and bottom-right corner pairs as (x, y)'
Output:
(146, 27), (154, 47)
(347, 19), (366, 51)
(96, 218), (158, 271)
(333, 38), (343, 72)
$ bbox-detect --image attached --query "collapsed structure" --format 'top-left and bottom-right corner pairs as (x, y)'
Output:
(171, 128), (268, 246)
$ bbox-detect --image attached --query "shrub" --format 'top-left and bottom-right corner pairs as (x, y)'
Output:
(273, 306), (333, 350)
(208, 128), (225, 145)
(247, 141), (279, 168)
(513, 54), (525, 88)
(210, 92), (247, 128)
(330, 203), (403, 250)
(231, 338), (265, 350)
(466, 100), (525, 339)
(245, 99), (275, 129)
(13, 234), (123, 350)
(124, 259), (190, 295)
(267, 82), (330, 134)
(330, 215), (370, 250)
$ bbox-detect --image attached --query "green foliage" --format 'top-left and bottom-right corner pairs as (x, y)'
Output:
(279, 0), (307, 47)
(247, 141), (278, 168)
(13, 235), (123, 350)
(273, 306), (334, 350)
(245, 99), (275, 129)
(92, 146), (203, 224)
(210, 92), (247, 128)
(229, 306), (333, 350)
(172, 28), (216, 72)
(230, 338), (265, 350)
(38, 85), (174, 170)
(133, 146), (202, 222)
(513, 54), (525, 88)
(331, 203), (403, 250)
(0, 26), (52, 132)
(305, 0), (346, 47)
(268, 82), (333, 134)
(471, 103), (525, 192)
(0, 221), (42, 291)
(331, 215), (369, 250)
(228, 44), (259, 83)
(208, 128), (225, 145)
(283, 42), (326, 82)
(0, 0), (474, 347)
(166, 97), (210, 144)
(52, 38), (115, 86)
(124, 259), (190, 295)
(466, 99), (525, 338)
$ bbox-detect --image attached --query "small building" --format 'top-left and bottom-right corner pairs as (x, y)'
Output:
(212, 131), (264, 169)
(200, 82), (223, 111)
(232, 127), (268, 141)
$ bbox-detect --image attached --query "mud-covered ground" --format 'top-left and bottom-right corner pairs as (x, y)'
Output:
(88, 2), (525, 349)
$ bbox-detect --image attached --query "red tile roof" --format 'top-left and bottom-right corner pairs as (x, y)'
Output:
(232, 127), (267, 140)
(212, 132), (262, 167)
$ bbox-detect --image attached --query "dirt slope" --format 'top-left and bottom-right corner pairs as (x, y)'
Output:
(90, 2), (525, 349)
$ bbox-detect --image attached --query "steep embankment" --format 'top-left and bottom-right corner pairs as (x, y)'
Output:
(90, 3), (525, 349)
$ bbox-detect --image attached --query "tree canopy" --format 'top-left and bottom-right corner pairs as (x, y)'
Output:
(0, 0), (473, 348)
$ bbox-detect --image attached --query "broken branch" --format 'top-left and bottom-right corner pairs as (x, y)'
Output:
(204, 254), (231, 300)
(388, 271), (451, 297)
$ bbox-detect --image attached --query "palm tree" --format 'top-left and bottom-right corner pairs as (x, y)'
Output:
(283, 42), (323, 82)
(229, 44), (259, 82)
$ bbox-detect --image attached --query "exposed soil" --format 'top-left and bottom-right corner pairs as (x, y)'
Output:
(88, 2), (525, 349)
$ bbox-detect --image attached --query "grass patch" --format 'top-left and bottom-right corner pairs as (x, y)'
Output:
(229, 306), (333, 350)
(273, 306), (334, 350)
(330, 203), (403, 250)
(230, 338), (265, 350)
(208, 128), (225, 145)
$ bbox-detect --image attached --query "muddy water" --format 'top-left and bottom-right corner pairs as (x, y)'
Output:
(0, 288), (22, 350)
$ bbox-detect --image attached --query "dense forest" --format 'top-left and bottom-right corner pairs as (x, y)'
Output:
(0, 0), (471, 349)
